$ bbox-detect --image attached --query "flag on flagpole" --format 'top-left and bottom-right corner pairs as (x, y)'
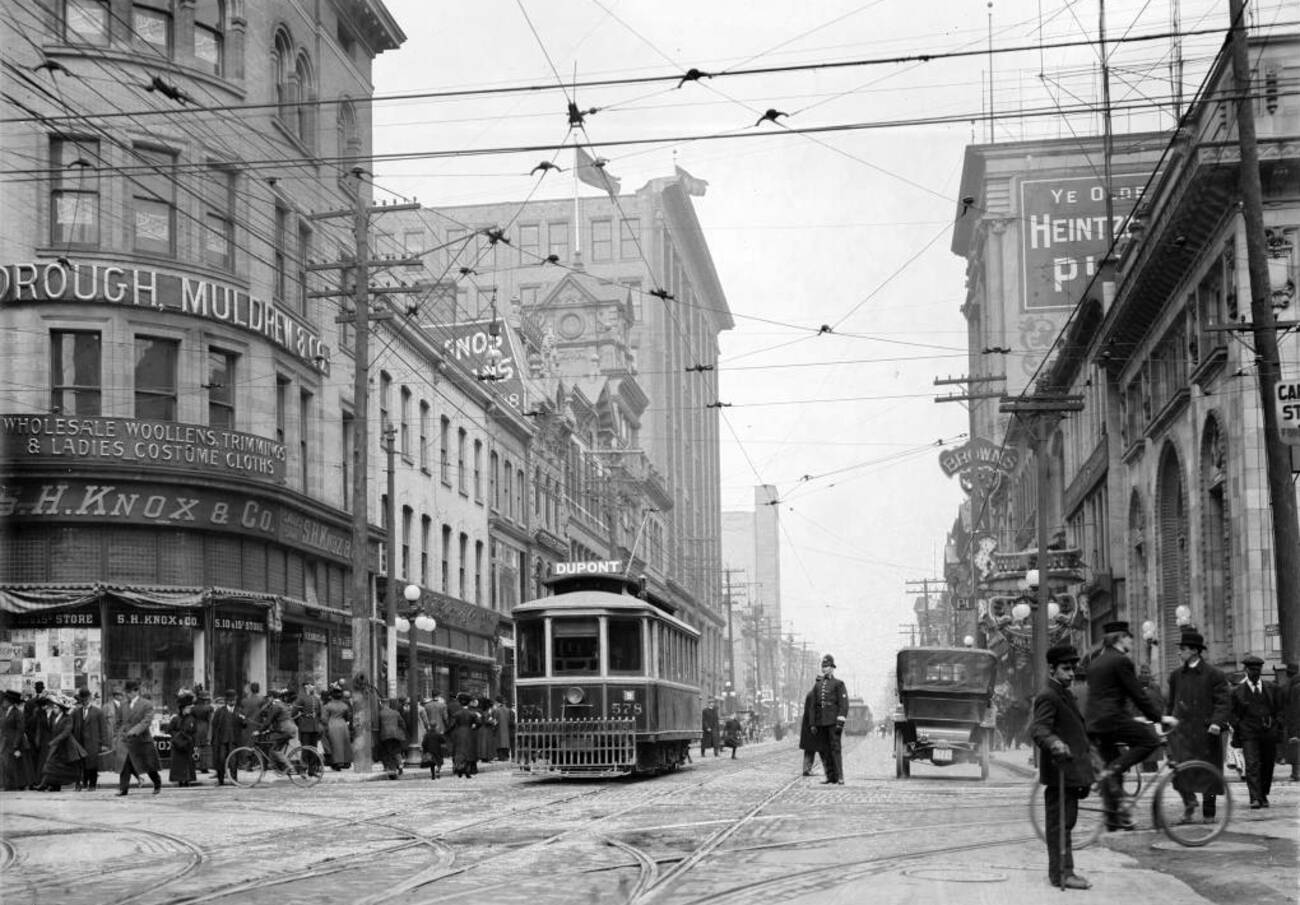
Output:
(574, 145), (621, 200)
(675, 165), (708, 196)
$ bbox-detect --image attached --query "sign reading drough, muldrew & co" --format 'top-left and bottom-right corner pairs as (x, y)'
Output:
(0, 261), (331, 374)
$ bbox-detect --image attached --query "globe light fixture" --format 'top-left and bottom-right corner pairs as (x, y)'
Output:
(404, 583), (421, 604)
(1175, 605), (1192, 626)
(1024, 568), (1040, 588)
(401, 583), (432, 765)
(394, 615), (410, 632)
(1141, 620), (1157, 642)
(1011, 601), (1032, 622)
(963, 635), (976, 648)
(1047, 601), (1060, 620)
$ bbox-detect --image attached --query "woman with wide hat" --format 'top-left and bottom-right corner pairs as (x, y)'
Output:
(167, 690), (199, 787)
(38, 694), (85, 792)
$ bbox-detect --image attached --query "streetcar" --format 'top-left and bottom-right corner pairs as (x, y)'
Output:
(513, 560), (700, 777)
(844, 697), (874, 735)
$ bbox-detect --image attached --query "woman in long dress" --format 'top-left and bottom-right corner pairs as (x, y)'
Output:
(38, 695), (84, 791)
(167, 691), (198, 787)
(448, 693), (481, 778)
(1, 691), (33, 790)
(321, 688), (352, 770)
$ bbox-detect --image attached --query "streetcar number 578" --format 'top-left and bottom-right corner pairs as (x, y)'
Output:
(610, 702), (643, 716)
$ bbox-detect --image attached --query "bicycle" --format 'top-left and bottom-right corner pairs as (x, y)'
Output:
(1028, 724), (1233, 847)
(225, 733), (324, 788)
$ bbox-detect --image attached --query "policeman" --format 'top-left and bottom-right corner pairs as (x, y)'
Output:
(810, 654), (849, 784)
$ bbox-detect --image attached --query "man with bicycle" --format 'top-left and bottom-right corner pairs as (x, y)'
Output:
(1085, 620), (1178, 830)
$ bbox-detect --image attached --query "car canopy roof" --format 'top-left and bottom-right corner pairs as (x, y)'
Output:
(896, 647), (998, 695)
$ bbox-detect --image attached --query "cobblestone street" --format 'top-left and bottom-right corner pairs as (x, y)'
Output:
(4, 735), (1296, 905)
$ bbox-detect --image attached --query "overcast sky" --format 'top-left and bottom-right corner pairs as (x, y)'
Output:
(371, 0), (1283, 712)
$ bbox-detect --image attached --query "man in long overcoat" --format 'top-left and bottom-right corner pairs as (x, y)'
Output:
(1165, 631), (1230, 820)
(115, 679), (162, 796)
(0, 690), (33, 790)
(798, 689), (823, 776)
(71, 687), (109, 790)
(239, 682), (265, 747)
(209, 690), (244, 786)
(700, 699), (720, 757)
(1230, 653), (1282, 808)
(809, 654), (849, 784)
(1031, 644), (1095, 890)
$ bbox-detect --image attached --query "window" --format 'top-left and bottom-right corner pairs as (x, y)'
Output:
(50, 330), (101, 415)
(517, 468), (525, 523)
(473, 439), (482, 500)
(273, 30), (295, 129)
(547, 221), (569, 261)
(503, 461), (512, 517)
(294, 52), (315, 148)
(134, 336), (179, 420)
(419, 400), (430, 470)
(401, 506), (413, 580)
(299, 389), (311, 489)
(202, 166), (235, 269)
(297, 221), (312, 314)
(440, 525), (451, 594)
(402, 230), (423, 269)
(489, 450), (499, 509)
(206, 348), (236, 428)
(457, 428), (467, 494)
(133, 2), (172, 57)
(379, 371), (391, 433)
(519, 223), (540, 259)
(132, 146), (175, 256)
(341, 409), (353, 509)
(439, 416), (451, 484)
(458, 533), (468, 599)
(64, 0), (109, 45)
(590, 219), (612, 261)
(552, 617), (599, 675)
(400, 386), (411, 458)
(621, 278), (643, 322)
(420, 515), (431, 585)
(519, 285), (540, 308)
(608, 618), (643, 673)
(193, 0), (224, 74)
(336, 101), (359, 190)
(517, 620), (544, 677)
(474, 540), (483, 605)
(273, 205), (289, 301)
(274, 375), (290, 444)
(50, 138), (99, 247)
(534, 467), (542, 518)
(619, 217), (640, 259)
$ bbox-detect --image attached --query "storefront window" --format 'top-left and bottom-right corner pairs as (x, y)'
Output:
(211, 608), (266, 699)
(105, 606), (200, 722)
(269, 624), (328, 691)
(0, 608), (102, 699)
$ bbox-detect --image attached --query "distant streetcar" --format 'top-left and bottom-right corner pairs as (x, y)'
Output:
(844, 697), (874, 735)
(513, 561), (700, 777)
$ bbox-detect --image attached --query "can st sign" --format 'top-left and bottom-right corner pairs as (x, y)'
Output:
(1276, 379), (1300, 445)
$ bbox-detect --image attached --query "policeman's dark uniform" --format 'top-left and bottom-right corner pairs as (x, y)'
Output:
(811, 654), (849, 784)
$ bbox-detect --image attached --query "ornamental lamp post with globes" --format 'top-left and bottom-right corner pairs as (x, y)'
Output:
(397, 583), (436, 765)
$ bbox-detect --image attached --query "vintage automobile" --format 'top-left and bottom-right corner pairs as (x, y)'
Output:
(892, 647), (998, 780)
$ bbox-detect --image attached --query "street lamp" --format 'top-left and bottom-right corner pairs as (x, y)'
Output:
(396, 583), (436, 765)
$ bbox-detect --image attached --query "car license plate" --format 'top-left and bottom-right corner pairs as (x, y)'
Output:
(932, 747), (953, 763)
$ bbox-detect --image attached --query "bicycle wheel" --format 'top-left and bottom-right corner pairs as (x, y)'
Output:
(1151, 760), (1232, 847)
(286, 745), (324, 788)
(1028, 781), (1107, 849)
(225, 746), (265, 788)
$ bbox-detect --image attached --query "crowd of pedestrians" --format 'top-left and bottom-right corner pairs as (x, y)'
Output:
(0, 679), (518, 793)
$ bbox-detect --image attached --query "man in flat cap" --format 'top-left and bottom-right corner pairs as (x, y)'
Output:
(1031, 643), (1093, 890)
(1229, 654), (1281, 808)
(809, 654), (849, 784)
(1166, 631), (1229, 822)
(1085, 620), (1177, 829)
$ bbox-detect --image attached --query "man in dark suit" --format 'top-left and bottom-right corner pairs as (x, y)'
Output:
(1230, 653), (1282, 808)
(115, 679), (161, 796)
(70, 688), (109, 791)
(1031, 643), (1094, 890)
(1085, 620), (1176, 829)
(810, 654), (849, 784)
(700, 698), (720, 757)
(210, 689), (244, 786)
(295, 683), (323, 751)
(239, 682), (265, 747)
(1166, 631), (1230, 821)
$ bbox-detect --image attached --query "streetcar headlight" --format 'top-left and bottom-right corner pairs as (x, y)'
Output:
(564, 686), (586, 705)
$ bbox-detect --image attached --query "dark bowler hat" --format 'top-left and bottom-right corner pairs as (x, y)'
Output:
(76, 687), (92, 700)
(1179, 631), (1206, 651)
(2, 690), (22, 703)
(1287, 662), (1298, 676)
(1101, 620), (1131, 635)
(821, 654), (836, 668)
(1242, 653), (1264, 667)
(1046, 643), (1081, 666)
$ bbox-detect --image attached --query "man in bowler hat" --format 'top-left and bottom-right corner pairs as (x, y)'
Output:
(115, 679), (162, 796)
(1166, 630), (1229, 822)
(1085, 620), (1177, 829)
(1230, 653), (1281, 808)
(1031, 643), (1094, 890)
(809, 654), (849, 784)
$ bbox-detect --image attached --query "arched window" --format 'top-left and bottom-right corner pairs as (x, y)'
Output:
(295, 51), (315, 148)
(273, 29), (295, 129)
(133, 1), (173, 58)
(337, 99), (359, 187)
(193, 0), (224, 75)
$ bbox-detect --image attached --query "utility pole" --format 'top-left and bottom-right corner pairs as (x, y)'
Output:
(1000, 394), (1084, 692)
(721, 568), (743, 701)
(905, 578), (946, 646)
(309, 173), (420, 771)
(1229, 0), (1300, 664)
(384, 425), (397, 699)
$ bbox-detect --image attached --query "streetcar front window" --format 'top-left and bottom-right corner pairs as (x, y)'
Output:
(608, 618), (643, 674)
(517, 620), (544, 678)
(552, 617), (599, 675)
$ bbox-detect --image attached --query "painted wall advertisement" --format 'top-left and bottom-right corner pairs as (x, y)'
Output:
(1019, 172), (1151, 310)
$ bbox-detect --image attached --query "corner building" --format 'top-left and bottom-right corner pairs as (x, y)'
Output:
(0, 1), (404, 713)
